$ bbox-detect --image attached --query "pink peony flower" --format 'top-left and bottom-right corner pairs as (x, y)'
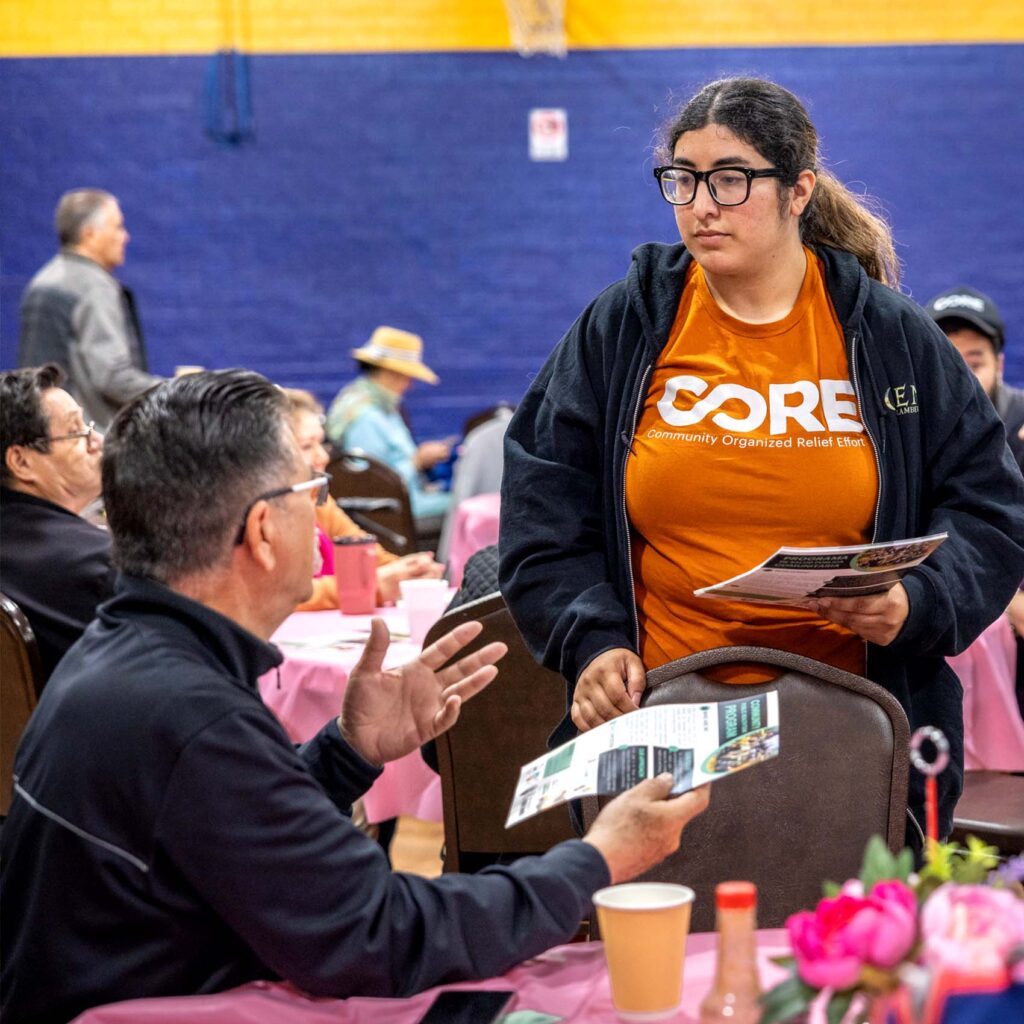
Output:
(787, 879), (918, 990)
(921, 883), (1024, 975)
(843, 880), (918, 968)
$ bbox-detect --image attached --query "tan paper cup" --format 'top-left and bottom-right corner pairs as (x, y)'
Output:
(593, 882), (695, 1021)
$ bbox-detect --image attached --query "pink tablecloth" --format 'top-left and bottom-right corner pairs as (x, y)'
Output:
(447, 491), (500, 587)
(947, 612), (1024, 771)
(259, 609), (442, 823)
(72, 930), (791, 1023)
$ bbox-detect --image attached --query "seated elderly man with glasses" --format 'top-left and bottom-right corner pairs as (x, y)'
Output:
(0, 363), (114, 682)
(1, 369), (709, 1024)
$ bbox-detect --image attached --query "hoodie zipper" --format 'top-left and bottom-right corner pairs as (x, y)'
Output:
(849, 328), (884, 675)
(620, 362), (653, 651)
(849, 330), (884, 543)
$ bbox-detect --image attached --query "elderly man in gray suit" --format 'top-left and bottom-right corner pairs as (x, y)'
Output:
(19, 189), (162, 430)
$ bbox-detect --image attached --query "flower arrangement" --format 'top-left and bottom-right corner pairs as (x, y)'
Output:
(760, 837), (1024, 1024)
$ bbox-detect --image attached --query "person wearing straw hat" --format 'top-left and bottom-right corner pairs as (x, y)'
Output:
(326, 326), (452, 526)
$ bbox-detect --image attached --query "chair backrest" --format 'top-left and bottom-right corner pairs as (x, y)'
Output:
(325, 449), (417, 556)
(446, 544), (500, 611)
(424, 592), (576, 872)
(1, 593), (42, 816)
(952, 771), (1024, 856)
(584, 646), (910, 933)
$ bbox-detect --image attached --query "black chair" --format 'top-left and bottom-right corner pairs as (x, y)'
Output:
(583, 646), (910, 933)
(446, 544), (500, 611)
(952, 771), (1024, 856)
(422, 593), (576, 873)
(1, 593), (42, 817)
(325, 449), (419, 556)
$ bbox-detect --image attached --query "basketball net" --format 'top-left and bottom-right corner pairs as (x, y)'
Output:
(503, 0), (567, 58)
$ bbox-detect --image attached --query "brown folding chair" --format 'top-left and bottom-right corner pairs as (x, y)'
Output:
(583, 646), (910, 933)
(423, 593), (576, 873)
(1, 593), (43, 816)
(325, 449), (419, 556)
(953, 771), (1024, 856)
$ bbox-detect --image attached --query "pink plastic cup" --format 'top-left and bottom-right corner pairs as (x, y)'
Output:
(333, 536), (377, 615)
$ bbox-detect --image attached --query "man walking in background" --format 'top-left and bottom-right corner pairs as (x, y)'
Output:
(19, 189), (161, 430)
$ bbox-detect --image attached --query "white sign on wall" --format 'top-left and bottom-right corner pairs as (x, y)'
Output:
(529, 107), (568, 161)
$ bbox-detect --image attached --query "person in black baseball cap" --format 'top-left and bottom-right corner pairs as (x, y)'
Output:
(925, 284), (1023, 471)
(925, 284), (1005, 352)
(927, 285), (1024, 716)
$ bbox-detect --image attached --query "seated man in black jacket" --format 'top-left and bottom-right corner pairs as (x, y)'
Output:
(0, 363), (114, 681)
(0, 369), (709, 1024)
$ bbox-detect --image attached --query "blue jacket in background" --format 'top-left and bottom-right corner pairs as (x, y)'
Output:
(499, 242), (1024, 839)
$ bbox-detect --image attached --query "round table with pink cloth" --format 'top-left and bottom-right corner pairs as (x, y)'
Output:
(446, 491), (500, 588)
(258, 607), (442, 823)
(71, 931), (791, 1023)
(947, 612), (1024, 771)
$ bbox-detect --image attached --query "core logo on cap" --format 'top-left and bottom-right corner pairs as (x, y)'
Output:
(933, 294), (986, 313)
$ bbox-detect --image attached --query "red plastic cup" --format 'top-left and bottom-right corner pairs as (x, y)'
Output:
(333, 536), (377, 615)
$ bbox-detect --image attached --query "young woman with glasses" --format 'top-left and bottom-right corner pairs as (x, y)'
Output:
(498, 76), (1024, 846)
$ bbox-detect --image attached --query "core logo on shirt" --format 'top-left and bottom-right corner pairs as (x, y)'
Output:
(883, 384), (919, 416)
(656, 376), (865, 435)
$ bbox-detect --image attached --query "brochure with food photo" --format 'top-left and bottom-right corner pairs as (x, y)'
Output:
(693, 533), (947, 607)
(506, 692), (780, 827)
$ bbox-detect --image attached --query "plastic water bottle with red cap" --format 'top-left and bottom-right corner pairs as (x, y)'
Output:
(700, 881), (763, 1024)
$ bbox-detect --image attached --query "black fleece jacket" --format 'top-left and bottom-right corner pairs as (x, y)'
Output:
(0, 486), (115, 682)
(499, 243), (1024, 837)
(1, 575), (608, 1024)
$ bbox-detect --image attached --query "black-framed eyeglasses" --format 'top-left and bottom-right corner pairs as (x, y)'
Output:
(653, 165), (784, 207)
(233, 473), (330, 545)
(30, 421), (100, 449)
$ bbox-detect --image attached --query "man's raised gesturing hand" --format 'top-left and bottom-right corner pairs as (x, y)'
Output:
(340, 618), (507, 766)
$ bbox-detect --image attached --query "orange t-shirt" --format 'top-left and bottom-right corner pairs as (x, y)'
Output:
(625, 250), (878, 680)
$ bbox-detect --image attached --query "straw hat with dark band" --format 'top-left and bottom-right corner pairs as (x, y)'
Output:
(351, 326), (439, 385)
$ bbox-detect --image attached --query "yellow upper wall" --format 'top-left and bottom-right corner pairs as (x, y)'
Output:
(2, 0), (1022, 58)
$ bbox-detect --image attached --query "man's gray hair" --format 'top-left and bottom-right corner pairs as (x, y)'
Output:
(102, 370), (296, 583)
(55, 189), (117, 247)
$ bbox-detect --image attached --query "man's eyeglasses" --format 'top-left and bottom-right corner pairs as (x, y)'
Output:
(234, 473), (330, 545)
(33, 421), (99, 447)
(653, 165), (784, 207)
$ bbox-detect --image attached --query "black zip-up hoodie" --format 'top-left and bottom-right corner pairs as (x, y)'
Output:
(500, 242), (1024, 837)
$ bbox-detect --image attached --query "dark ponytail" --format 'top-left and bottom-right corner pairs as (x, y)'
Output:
(663, 77), (900, 288)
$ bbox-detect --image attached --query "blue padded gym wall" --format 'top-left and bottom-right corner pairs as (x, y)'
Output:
(2, 20), (1022, 439)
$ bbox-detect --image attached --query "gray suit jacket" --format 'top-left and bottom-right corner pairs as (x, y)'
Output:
(19, 251), (160, 429)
